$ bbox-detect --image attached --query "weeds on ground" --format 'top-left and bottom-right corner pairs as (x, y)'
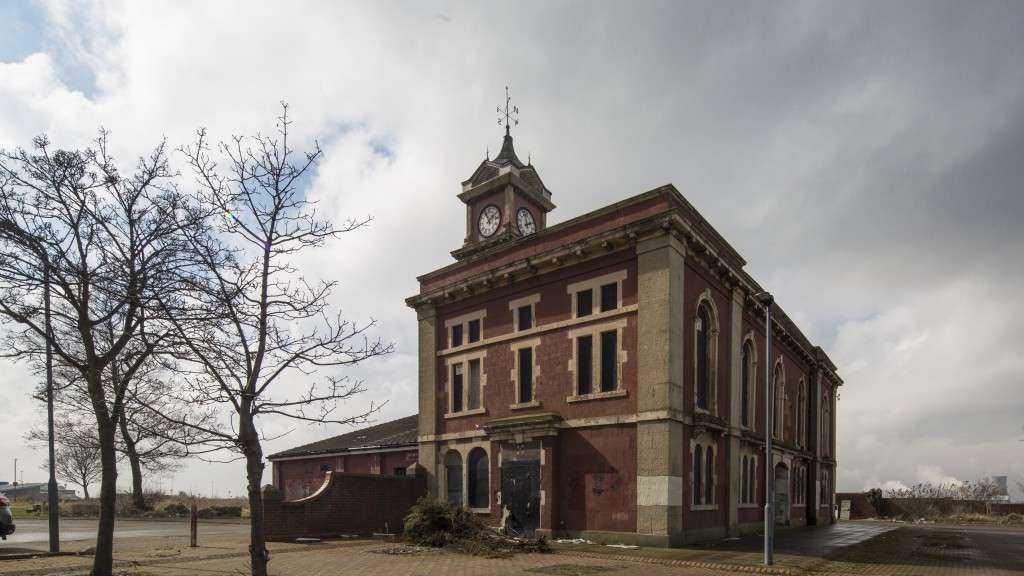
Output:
(403, 497), (549, 558)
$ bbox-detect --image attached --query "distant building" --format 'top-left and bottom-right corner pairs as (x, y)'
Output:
(993, 475), (1010, 502)
(0, 482), (79, 500)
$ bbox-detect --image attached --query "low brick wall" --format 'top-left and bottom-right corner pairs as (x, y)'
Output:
(837, 492), (1024, 520)
(264, 468), (426, 541)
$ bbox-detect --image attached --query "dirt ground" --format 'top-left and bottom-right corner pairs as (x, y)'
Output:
(1, 520), (1021, 576)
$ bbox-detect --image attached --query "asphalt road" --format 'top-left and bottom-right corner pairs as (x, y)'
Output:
(1, 517), (248, 550)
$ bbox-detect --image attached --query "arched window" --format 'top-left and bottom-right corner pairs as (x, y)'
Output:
(773, 361), (785, 440)
(693, 445), (703, 506)
(741, 341), (753, 428)
(467, 448), (489, 508)
(696, 303), (710, 411)
(444, 450), (463, 506)
(704, 445), (714, 505)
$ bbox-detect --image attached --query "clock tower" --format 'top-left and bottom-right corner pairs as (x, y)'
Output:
(452, 92), (555, 261)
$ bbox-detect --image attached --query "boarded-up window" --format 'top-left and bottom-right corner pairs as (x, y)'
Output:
(452, 364), (464, 413)
(577, 335), (593, 395)
(696, 303), (710, 410)
(576, 289), (593, 318)
(704, 446), (714, 505)
(468, 448), (489, 508)
(600, 282), (617, 312)
(518, 348), (533, 403)
(600, 330), (617, 392)
(693, 445), (703, 506)
(445, 451), (462, 506)
(468, 359), (481, 410)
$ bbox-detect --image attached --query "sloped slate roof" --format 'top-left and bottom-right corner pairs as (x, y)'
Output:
(267, 414), (418, 459)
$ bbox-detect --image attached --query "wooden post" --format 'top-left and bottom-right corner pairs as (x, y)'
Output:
(190, 502), (198, 548)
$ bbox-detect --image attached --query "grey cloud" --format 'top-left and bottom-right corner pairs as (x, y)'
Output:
(1, 0), (1022, 495)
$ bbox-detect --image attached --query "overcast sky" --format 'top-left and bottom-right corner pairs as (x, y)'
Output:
(1, 0), (1022, 499)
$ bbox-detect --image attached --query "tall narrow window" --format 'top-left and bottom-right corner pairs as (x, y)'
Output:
(577, 335), (593, 395)
(821, 396), (831, 455)
(797, 381), (805, 448)
(741, 456), (748, 504)
(445, 451), (463, 505)
(517, 305), (532, 331)
(467, 359), (481, 410)
(704, 446), (714, 505)
(773, 364), (784, 440)
(576, 289), (593, 318)
(518, 347), (533, 404)
(748, 457), (756, 504)
(600, 330), (617, 392)
(467, 448), (489, 508)
(452, 364), (464, 413)
(741, 342), (752, 427)
(468, 319), (481, 343)
(693, 446), (703, 506)
(696, 303), (710, 410)
(451, 325), (463, 348)
(600, 283), (617, 312)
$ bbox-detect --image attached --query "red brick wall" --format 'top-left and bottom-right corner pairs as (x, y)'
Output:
(273, 449), (418, 500)
(264, 470), (425, 541)
(556, 425), (637, 533)
(436, 252), (639, 436)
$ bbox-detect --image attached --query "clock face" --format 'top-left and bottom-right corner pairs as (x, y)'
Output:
(516, 207), (536, 236)
(478, 204), (501, 238)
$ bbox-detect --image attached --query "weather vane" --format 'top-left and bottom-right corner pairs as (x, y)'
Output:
(497, 85), (519, 135)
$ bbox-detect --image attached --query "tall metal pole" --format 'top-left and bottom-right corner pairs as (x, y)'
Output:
(44, 263), (60, 553)
(758, 293), (774, 566)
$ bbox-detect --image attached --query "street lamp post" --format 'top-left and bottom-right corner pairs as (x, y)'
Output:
(755, 292), (774, 566)
(44, 262), (60, 553)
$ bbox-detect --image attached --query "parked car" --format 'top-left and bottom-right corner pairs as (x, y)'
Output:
(0, 493), (14, 540)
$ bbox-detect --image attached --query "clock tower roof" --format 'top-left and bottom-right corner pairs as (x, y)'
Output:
(453, 90), (555, 261)
(460, 131), (553, 209)
(493, 126), (525, 168)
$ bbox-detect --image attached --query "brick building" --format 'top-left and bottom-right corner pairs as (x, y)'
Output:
(270, 125), (841, 546)
(404, 126), (841, 546)
(268, 414), (418, 500)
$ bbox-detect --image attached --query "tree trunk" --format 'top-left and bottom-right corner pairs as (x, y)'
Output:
(81, 481), (90, 501)
(119, 417), (147, 511)
(90, 374), (119, 576)
(241, 416), (268, 576)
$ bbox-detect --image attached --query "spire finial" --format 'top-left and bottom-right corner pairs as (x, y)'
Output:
(496, 85), (519, 135)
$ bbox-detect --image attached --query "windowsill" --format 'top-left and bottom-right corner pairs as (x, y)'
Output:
(690, 504), (719, 512)
(510, 400), (542, 410)
(447, 340), (482, 353)
(793, 504), (805, 508)
(738, 504), (759, 509)
(437, 304), (637, 358)
(444, 407), (486, 419)
(567, 389), (628, 403)
(470, 507), (491, 515)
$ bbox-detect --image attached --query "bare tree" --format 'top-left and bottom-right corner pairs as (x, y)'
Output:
(28, 348), (195, 511)
(155, 104), (392, 576)
(30, 418), (102, 499)
(0, 133), (190, 576)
